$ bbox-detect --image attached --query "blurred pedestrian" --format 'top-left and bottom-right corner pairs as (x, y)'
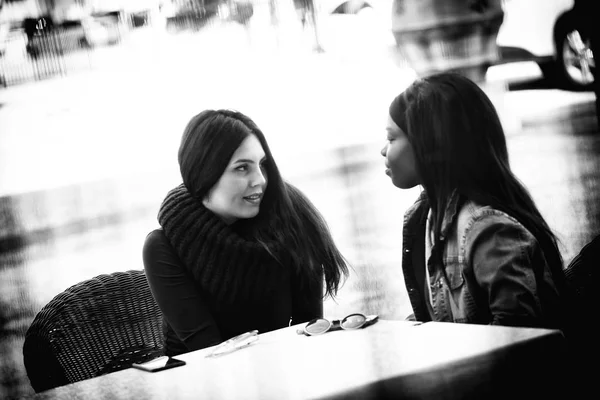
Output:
(292, 0), (324, 52)
(143, 109), (349, 356)
(292, 0), (313, 29)
(224, 0), (254, 26)
(380, 72), (568, 331)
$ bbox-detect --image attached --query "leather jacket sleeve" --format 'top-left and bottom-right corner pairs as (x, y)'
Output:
(465, 213), (546, 327)
(143, 229), (223, 351)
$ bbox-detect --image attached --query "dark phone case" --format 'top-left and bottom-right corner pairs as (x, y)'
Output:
(131, 357), (186, 372)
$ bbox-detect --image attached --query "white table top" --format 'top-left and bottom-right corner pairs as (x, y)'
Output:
(27, 320), (569, 400)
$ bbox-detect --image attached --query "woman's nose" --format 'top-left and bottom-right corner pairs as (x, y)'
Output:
(251, 168), (267, 187)
(381, 144), (388, 157)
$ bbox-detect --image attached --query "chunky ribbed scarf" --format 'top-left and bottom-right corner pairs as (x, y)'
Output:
(158, 184), (286, 304)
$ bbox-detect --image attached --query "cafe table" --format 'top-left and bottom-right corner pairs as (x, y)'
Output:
(26, 320), (573, 400)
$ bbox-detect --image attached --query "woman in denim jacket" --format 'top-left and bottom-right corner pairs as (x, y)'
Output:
(381, 72), (567, 330)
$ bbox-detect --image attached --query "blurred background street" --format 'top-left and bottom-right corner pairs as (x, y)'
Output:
(1, 0), (598, 398)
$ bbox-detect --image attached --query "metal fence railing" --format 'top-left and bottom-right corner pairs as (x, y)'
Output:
(1, 0), (320, 88)
(1, 14), (125, 88)
(1, 0), (310, 89)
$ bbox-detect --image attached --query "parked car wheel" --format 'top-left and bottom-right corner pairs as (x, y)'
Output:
(496, 0), (595, 91)
(550, 12), (595, 90)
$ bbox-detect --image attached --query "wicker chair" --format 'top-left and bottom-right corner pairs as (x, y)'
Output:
(23, 270), (165, 393)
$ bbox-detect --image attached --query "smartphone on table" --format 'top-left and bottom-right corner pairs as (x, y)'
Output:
(132, 356), (186, 372)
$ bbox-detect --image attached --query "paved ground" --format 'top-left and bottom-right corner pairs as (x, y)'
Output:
(1, 13), (598, 399)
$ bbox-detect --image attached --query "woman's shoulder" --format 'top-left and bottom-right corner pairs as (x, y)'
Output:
(143, 229), (175, 259)
(457, 201), (533, 241)
(142, 228), (184, 273)
(461, 201), (521, 225)
(144, 228), (168, 246)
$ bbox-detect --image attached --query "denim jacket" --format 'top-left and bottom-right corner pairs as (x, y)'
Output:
(402, 191), (563, 329)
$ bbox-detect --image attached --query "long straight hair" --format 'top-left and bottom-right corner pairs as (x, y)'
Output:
(178, 109), (349, 297)
(399, 73), (566, 294)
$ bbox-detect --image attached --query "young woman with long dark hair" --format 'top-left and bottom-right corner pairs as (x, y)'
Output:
(382, 72), (567, 330)
(143, 109), (349, 356)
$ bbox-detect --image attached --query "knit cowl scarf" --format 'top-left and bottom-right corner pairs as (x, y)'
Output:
(158, 183), (288, 304)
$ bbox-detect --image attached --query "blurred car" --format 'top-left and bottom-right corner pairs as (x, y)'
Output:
(496, 0), (594, 90)
(387, 0), (594, 90)
(24, 15), (120, 58)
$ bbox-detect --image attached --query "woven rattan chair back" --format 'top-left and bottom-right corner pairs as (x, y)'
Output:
(23, 269), (165, 392)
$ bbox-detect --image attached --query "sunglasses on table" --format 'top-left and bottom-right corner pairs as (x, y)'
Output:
(296, 313), (379, 336)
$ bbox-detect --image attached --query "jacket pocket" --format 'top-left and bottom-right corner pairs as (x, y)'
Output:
(442, 259), (477, 323)
(444, 259), (465, 290)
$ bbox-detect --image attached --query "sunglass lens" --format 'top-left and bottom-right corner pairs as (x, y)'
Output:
(305, 319), (331, 335)
(340, 314), (367, 329)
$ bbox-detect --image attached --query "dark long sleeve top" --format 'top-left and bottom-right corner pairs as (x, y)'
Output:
(143, 229), (323, 356)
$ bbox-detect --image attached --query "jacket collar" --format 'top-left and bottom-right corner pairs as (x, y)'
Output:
(419, 189), (462, 242)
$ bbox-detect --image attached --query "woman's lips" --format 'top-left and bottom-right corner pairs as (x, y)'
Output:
(243, 193), (262, 205)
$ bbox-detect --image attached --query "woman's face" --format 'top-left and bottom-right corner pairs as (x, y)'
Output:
(203, 134), (268, 224)
(381, 114), (420, 189)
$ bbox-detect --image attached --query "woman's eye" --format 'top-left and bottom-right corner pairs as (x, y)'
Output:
(235, 165), (247, 172)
